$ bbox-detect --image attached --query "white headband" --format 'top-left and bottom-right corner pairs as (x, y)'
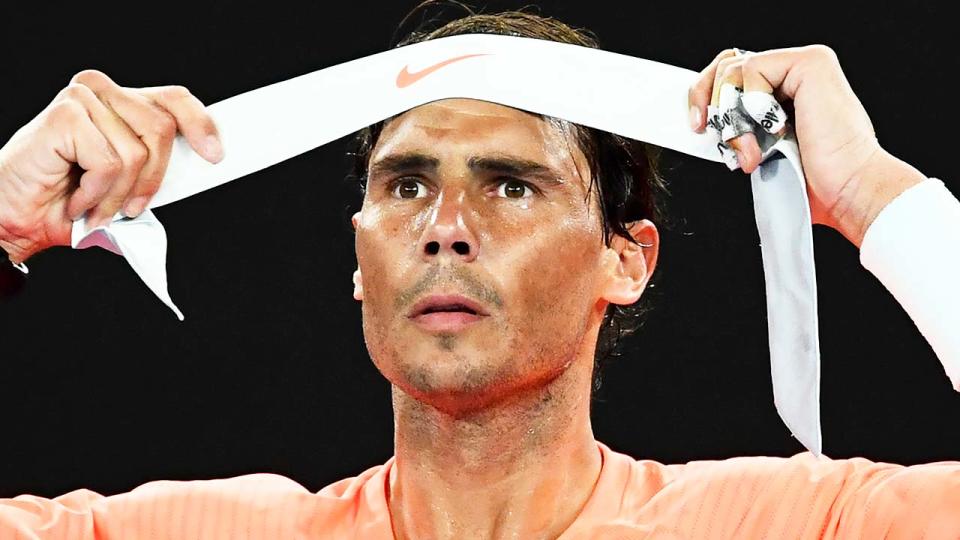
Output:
(70, 34), (822, 455)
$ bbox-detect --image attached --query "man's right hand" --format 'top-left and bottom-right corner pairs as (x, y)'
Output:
(0, 70), (223, 265)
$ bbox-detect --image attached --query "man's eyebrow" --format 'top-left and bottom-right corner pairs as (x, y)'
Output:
(468, 155), (564, 185)
(369, 153), (439, 178)
(368, 152), (565, 185)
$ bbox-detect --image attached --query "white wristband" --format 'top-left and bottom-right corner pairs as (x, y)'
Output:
(860, 178), (960, 391)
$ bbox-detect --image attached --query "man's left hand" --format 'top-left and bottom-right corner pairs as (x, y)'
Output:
(688, 46), (926, 247)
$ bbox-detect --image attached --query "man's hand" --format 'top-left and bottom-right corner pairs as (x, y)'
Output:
(0, 70), (223, 264)
(688, 45), (926, 247)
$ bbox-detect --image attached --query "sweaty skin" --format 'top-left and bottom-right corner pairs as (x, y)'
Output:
(4, 37), (953, 540)
(351, 98), (658, 540)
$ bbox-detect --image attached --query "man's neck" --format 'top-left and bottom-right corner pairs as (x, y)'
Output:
(387, 357), (602, 540)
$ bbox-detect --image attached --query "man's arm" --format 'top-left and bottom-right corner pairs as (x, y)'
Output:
(0, 473), (316, 539)
(0, 67), (235, 540)
(650, 452), (960, 538)
(809, 145), (960, 390)
(687, 46), (960, 391)
(0, 70), (222, 266)
(826, 457), (960, 538)
(857, 168), (960, 390)
(1, 488), (104, 539)
(775, 453), (960, 538)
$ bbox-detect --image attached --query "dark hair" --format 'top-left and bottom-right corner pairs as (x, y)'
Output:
(347, 1), (670, 396)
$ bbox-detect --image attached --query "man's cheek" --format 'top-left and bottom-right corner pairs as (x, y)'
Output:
(514, 261), (586, 321)
(356, 251), (392, 324)
(512, 245), (598, 328)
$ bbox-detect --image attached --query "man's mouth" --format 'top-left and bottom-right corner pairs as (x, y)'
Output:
(408, 294), (489, 332)
(421, 304), (478, 314)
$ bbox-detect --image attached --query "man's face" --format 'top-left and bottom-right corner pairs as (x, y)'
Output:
(353, 98), (626, 412)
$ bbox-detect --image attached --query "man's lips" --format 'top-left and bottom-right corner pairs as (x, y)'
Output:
(407, 294), (490, 332)
(408, 293), (489, 317)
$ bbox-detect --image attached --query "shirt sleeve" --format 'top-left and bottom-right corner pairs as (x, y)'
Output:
(822, 457), (960, 539)
(0, 473), (319, 540)
(859, 177), (960, 391)
(0, 488), (104, 540)
(652, 453), (960, 539)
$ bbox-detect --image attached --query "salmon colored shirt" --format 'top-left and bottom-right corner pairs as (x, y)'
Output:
(2, 441), (959, 539)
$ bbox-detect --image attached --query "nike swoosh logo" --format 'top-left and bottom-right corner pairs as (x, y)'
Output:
(396, 54), (489, 88)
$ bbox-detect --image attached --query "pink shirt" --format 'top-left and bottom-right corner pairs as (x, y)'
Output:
(3, 441), (958, 539)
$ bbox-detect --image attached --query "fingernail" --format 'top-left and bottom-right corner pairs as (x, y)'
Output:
(203, 135), (224, 163)
(689, 106), (701, 131)
(124, 196), (148, 218)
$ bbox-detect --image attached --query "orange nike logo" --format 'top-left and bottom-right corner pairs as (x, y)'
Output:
(396, 54), (489, 88)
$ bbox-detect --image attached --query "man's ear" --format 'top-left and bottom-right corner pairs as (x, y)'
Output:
(351, 211), (363, 301)
(353, 268), (364, 301)
(600, 219), (659, 305)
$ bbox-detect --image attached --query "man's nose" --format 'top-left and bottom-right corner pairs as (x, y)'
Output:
(420, 190), (478, 263)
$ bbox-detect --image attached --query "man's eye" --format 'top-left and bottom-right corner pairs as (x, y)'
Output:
(496, 179), (533, 199)
(392, 179), (427, 199)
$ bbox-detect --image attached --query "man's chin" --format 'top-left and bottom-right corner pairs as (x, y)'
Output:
(391, 349), (508, 400)
(400, 315), (495, 353)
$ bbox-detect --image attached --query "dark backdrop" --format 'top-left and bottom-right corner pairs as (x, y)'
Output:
(1, 2), (957, 499)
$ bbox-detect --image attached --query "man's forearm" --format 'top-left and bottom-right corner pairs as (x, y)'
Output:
(858, 172), (960, 390)
(831, 148), (927, 248)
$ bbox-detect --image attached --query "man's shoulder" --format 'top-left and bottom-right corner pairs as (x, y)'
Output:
(112, 472), (313, 507)
(606, 444), (911, 510)
(83, 467), (393, 539)
(669, 451), (883, 475)
(606, 448), (948, 538)
(126, 462), (391, 503)
(636, 450), (905, 490)
(90, 457), (392, 514)
(317, 460), (391, 498)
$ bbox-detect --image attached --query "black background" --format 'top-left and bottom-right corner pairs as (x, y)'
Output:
(1, 2), (957, 499)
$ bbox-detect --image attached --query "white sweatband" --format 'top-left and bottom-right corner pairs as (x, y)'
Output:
(69, 34), (823, 454)
(860, 178), (960, 391)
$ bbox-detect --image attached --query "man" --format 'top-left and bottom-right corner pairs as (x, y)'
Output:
(1, 7), (958, 540)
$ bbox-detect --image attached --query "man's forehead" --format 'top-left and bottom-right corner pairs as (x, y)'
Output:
(371, 98), (589, 181)
(377, 99), (548, 144)
(398, 98), (539, 123)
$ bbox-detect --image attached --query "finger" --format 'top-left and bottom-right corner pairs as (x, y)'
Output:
(715, 60), (763, 174)
(57, 106), (123, 221)
(734, 45), (839, 102)
(688, 49), (738, 133)
(57, 84), (147, 227)
(741, 66), (789, 136)
(718, 82), (748, 142)
(710, 56), (743, 107)
(138, 85), (223, 164)
(71, 70), (178, 217)
(727, 132), (761, 173)
(705, 56), (745, 140)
